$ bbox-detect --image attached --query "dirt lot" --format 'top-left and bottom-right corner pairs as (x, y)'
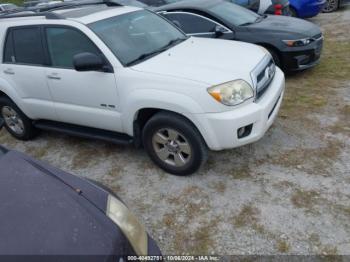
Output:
(1, 7), (349, 256)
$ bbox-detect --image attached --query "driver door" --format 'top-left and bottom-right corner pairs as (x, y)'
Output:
(44, 26), (122, 132)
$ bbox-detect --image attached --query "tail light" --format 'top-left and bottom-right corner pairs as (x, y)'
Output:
(274, 4), (283, 15)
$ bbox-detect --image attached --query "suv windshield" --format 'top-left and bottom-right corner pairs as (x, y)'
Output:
(89, 10), (187, 66)
(209, 1), (261, 26)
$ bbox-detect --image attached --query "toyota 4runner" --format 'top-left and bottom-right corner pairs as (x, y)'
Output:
(0, 1), (285, 175)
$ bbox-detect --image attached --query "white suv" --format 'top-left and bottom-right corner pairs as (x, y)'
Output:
(0, 2), (285, 175)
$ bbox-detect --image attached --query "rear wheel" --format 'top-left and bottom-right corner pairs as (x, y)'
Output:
(142, 112), (208, 176)
(0, 97), (37, 140)
(323, 0), (339, 12)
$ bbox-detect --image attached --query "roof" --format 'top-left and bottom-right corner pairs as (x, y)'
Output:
(155, 0), (223, 11)
(54, 5), (141, 23)
(0, 3), (142, 24)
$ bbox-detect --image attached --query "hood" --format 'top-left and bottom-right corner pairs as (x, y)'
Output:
(131, 37), (267, 86)
(0, 150), (134, 255)
(248, 15), (321, 38)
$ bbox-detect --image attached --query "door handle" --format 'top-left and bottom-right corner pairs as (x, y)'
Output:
(3, 69), (14, 75)
(47, 74), (61, 80)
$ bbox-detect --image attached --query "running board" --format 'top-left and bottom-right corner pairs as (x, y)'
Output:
(33, 120), (133, 146)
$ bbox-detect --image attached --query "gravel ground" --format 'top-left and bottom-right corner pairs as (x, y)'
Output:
(1, 7), (349, 256)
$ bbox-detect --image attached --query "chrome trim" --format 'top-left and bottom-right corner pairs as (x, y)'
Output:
(250, 54), (275, 101)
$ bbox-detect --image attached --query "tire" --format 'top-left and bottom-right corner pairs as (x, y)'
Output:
(0, 97), (37, 140)
(142, 112), (208, 176)
(323, 0), (339, 12)
(267, 47), (281, 68)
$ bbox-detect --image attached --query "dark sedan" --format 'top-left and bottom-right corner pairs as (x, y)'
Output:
(0, 137), (161, 259)
(155, 0), (323, 71)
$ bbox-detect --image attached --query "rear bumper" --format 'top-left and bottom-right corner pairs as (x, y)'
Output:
(191, 68), (285, 151)
(296, 0), (326, 17)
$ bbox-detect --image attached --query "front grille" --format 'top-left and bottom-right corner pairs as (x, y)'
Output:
(254, 58), (275, 100)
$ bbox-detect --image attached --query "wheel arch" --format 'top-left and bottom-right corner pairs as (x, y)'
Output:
(132, 108), (209, 148)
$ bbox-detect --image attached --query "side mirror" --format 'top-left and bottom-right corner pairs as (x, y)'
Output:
(73, 52), (107, 72)
(214, 25), (227, 38)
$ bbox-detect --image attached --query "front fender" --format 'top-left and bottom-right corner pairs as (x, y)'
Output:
(121, 89), (205, 136)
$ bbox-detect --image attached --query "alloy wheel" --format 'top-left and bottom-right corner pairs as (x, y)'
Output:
(1, 106), (25, 135)
(152, 128), (192, 167)
(323, 0), (338, 12)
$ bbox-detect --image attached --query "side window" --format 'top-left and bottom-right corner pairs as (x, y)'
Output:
(45, 27), (101, 69)
(3, 31), (15, 63)
(3, 27), (45, 65)
(163, 13), (217, 34)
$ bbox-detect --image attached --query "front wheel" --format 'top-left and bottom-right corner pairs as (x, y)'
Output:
(142, 112), (208, 176)
(323, 0), (339, 12)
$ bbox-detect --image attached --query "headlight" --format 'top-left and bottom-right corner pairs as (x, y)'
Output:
(282, 38), (312, 47)
(106, 195), (148, 256)
(208, 80), (254, 106)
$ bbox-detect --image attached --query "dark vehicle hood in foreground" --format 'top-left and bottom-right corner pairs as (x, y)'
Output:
(247, 15), (321, 38)
(0, 149), (134, 256)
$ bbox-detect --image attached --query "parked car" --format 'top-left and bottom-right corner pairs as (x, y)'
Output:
(137, 0), (170, 6)
(23, 0), (49, 8)
(0, 1), (285, 175)
(323, 0), (350, 12)
(156, 0), (323, 71)
(288, 0), (326, 18)
(227, 0), (291, 15)
(0, 143), (161, 257)
(0, 3), (18, 12)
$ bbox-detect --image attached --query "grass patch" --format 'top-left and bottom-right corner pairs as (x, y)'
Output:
(3, 0), (23, 5)
(291, 189), (320, 210)
(233, 204), (260, 227)
(276, 239), (290, 253)
(267, 140), (344, 176)
(281, 35), (350, 118)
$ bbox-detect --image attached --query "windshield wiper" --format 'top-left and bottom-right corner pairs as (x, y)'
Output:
(126, 37), (187, 67)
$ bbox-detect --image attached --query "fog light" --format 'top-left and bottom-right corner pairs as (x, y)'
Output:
(237, 124), (253, 139)
(238, 127), (246, 137)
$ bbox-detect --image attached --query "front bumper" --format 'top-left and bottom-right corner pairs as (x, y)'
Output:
(191, 68), (285, 151)
(281, 37), (324, 71)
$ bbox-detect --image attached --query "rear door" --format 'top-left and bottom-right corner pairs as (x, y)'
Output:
(0, 26), (56, 120)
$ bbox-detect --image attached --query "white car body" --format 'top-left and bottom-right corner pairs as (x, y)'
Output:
(0, 6), (284, 153)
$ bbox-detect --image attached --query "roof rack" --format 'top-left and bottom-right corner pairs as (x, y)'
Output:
(0, 11), (64, 19)
(0, 0), (122, 20)
(30, 0), (122, 12)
